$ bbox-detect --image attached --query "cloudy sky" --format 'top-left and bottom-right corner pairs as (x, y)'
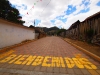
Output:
(8, 0), (100, 29)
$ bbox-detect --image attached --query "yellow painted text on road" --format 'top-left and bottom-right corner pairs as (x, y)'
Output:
(0, 50), (14, 59)
(0, 54), (97, 69)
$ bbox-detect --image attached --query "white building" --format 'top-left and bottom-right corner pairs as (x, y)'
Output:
(0, 19), (35, 48)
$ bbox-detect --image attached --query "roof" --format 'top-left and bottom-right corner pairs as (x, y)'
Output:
(85, 11), (100, 21)
(67, 11), (100, 31)
(0, 18), (46, 35)
(34, 27), (45, 34)
(68, 20), (80, 30)
(0, 18), (34, 30)
(28, 25), (45, 33)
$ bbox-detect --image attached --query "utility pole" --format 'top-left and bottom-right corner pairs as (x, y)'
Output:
(34, 19), (35, 27)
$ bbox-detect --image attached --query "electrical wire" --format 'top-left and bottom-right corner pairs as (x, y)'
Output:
(39, 0), (51, 17)
(24, 0), (52, 27)
(38, 0), (51, 27)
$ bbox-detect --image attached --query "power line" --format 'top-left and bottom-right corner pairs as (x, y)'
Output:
(39, 0), (51, 17)
(38, 0), (51, 27)
(25, 0), (52, 27)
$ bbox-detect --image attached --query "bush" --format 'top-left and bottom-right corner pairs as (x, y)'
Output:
(86, 29), (94, 43)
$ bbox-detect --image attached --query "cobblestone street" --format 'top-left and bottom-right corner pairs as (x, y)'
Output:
(0, 36), (100, 75)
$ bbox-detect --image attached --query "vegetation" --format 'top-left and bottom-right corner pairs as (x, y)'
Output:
(86, 28), (94, 43)
(33, 26), (67, 36)
(56, 29), (66, 36)
(0, 0), (25, 24)
(35, 26), (59, 35)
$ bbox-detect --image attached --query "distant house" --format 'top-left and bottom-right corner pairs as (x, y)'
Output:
(29, 26), (46, 39)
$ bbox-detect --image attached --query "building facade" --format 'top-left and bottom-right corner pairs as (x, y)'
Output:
(65, 12), (100, 44)
(0, 19), (35, 48)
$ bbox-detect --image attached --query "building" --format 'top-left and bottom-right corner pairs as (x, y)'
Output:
(0, 18), (35, 48)
(66, 20), (80, 39)
(65, 11), (100, 44)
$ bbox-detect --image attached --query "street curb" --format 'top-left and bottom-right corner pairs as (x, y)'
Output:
(63, 38), (100, 62)
(0, 39), (38, 54)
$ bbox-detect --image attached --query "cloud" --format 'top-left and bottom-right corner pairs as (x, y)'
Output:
(35, 19), (41, 26)
(63, 0), (100, 29)
(54, 19), (66, 28)
(64, 5), (76, 15)
(97, 1), (100, 6)
(11, 4), (27, 10)
(50, 20), (55, 25)
(8, 0), (100, 29)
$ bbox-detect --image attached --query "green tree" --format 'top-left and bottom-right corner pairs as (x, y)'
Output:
(56, 29), (66, 36)
(0, 0), (25, 24)
(86, 28), (94, 43)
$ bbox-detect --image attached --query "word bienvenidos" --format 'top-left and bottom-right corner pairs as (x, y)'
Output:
(0, 54), (97, 69)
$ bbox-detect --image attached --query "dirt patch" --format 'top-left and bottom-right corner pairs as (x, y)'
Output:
(64, 38), (100, 57)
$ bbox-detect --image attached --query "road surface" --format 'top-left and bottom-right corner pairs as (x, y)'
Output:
(0, 36), (100, 75)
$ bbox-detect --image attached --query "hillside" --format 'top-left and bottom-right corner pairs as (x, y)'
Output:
(35, 26), (58, 35)
(35, 26), (66, 36)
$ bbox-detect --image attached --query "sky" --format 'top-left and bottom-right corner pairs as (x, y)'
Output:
(8, 0), (100, 29)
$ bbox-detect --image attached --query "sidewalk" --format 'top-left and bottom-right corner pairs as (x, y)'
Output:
(0, 36), (100, 75)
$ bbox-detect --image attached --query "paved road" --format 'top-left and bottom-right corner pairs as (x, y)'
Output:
(0, 36), (100, 75)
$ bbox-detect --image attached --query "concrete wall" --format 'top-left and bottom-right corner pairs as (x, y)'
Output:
(35, 33), (39, 39)
(0, 19), (35, 48)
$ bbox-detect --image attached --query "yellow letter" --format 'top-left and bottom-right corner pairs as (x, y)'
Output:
(72, 58), (84, 69)
(22, 55), (36, 65)
(65, 57), (75, 68)
(60, 57), (65, 67)
(51, 57), (65, 67)
(14, 55), (29, 65)
(9, 55), (22, 63)
(0, 54), (16, 63)
(32, 56), (43, 66)
(51, 57), (60, 67)
(42, 56), (51, 67)
(79, 58), (97, 69)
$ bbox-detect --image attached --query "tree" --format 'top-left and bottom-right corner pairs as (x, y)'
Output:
(0, 0), (25, 24)
(56, 29), (66, 36)
(29, 25), (35, 28)
(86, 28), (94, 43)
